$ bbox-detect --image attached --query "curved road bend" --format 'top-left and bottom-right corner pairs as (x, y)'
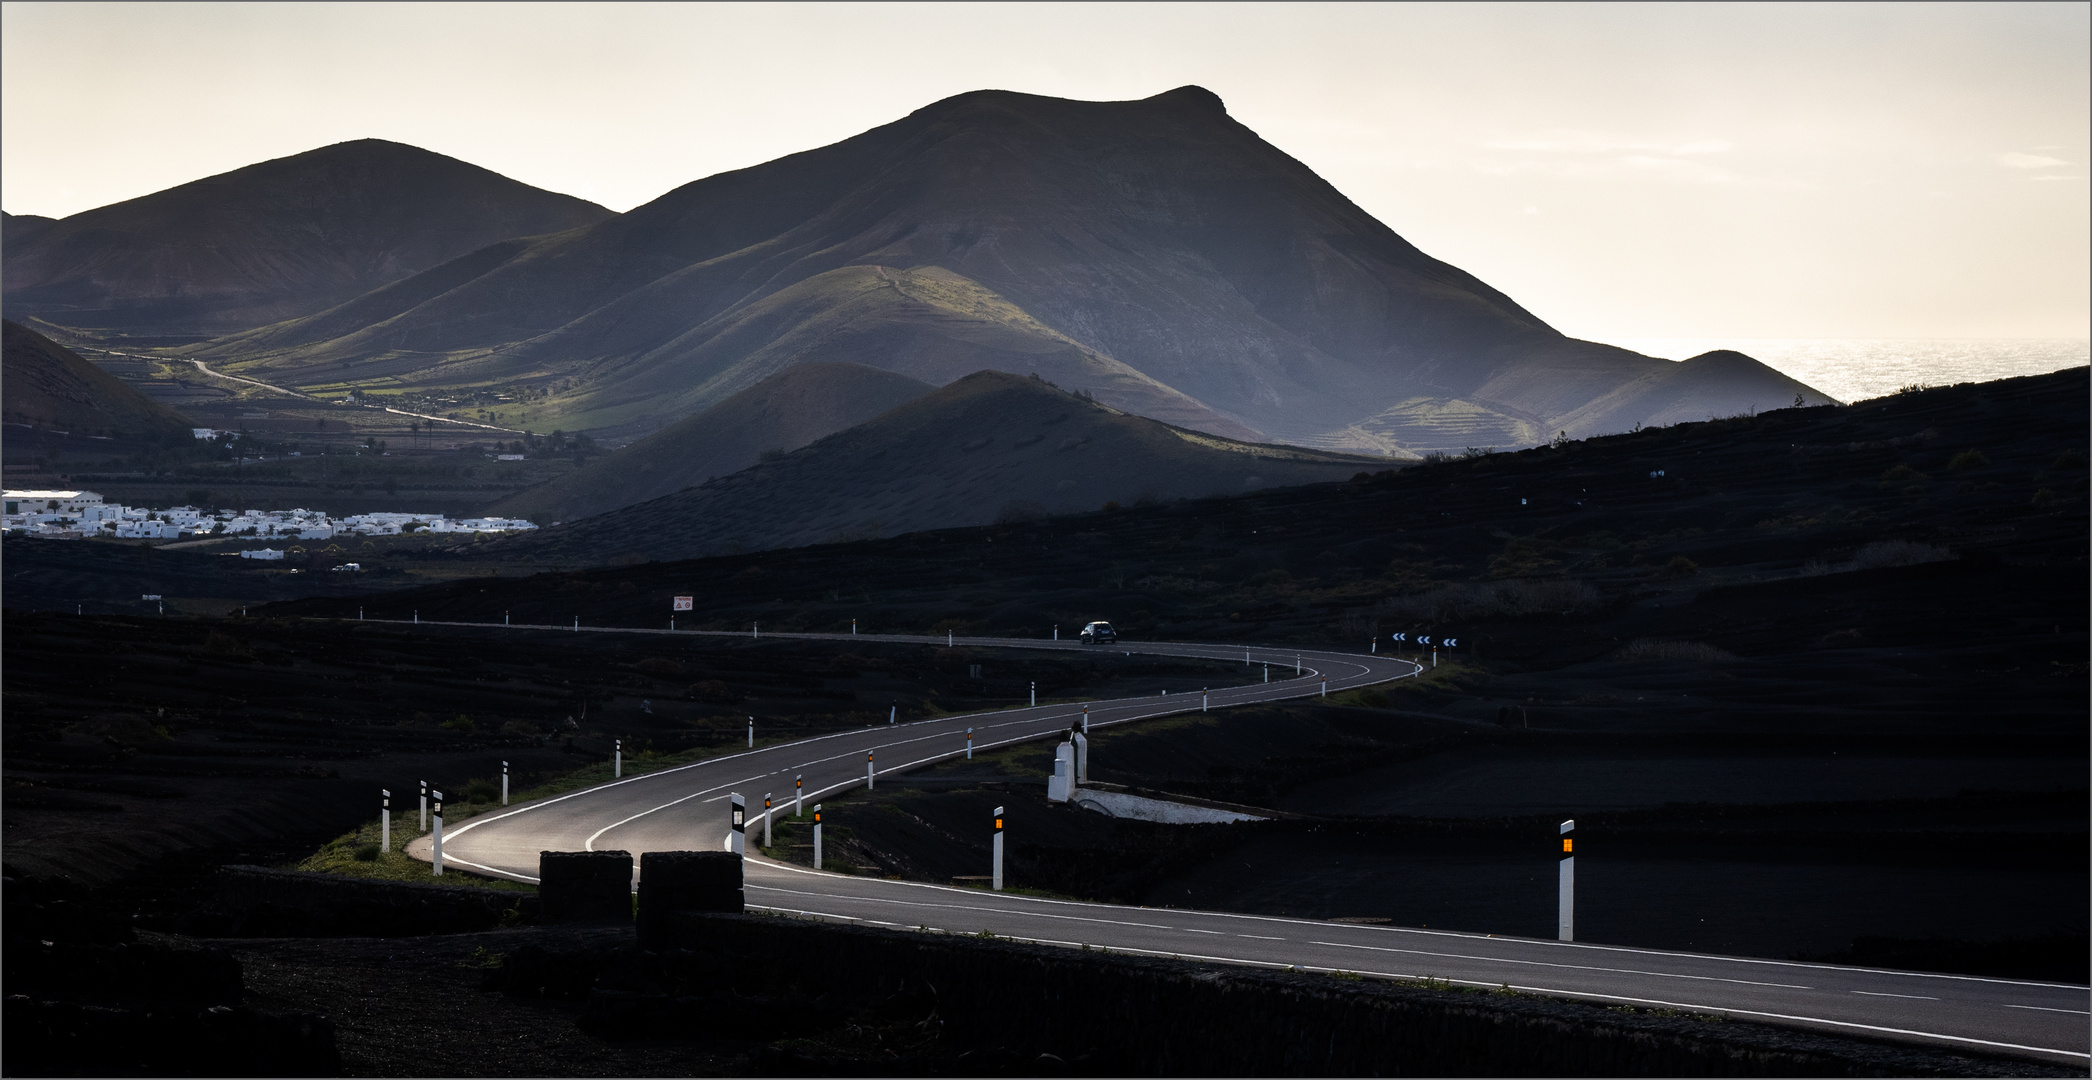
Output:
(390, 624), (2087, 1066)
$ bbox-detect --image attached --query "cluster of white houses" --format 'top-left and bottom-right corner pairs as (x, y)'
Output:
(1, 490), (537, 542)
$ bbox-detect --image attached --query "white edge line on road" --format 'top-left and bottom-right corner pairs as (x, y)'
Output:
(1305, 939), (1813, 990)
(2003, 1003), (2092, 1015)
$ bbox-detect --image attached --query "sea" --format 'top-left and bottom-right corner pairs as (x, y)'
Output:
(1598, 337), (2090, 405)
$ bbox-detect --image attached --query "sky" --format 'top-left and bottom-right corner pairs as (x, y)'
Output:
(3, 2), (2086, 341)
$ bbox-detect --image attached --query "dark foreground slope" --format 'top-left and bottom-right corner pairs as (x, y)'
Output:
(2, 319), (192, 437)
(2, 140), (612, 338)
(482, 370), (1382, 562)
(194, 88), (1827, 450)
(492, 362), (934, 523)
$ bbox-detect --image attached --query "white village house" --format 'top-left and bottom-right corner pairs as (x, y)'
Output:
(2, 491), (537, 541)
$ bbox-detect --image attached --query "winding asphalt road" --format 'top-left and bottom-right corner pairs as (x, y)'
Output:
(400, 623), (2088, 1066)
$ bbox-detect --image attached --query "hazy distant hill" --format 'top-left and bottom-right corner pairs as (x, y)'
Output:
(2, 211), (57, 250)
(2, 140), (612, 338)
(2, 319), (191, 436)
(484, 369), (1381, 564)
(189, 87), (1830, 453)
(494, 362), (935, 524)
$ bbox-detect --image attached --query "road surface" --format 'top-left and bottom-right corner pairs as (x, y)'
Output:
(400, 623), (2088, 1066)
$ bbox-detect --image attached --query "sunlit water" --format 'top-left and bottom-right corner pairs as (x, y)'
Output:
(1598, 337), (2089, 405)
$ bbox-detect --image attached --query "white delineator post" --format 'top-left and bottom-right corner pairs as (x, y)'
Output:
(795, 774), (804, 817)
(748, 717), (755, 747)
(1263, 664), (1269, 683)
(763, 794), (773, 849)
(948, 630), (953, 646)
(888, 705), (895, 725)
(380, 789), (391, 853)
(729, 793), (746, 855)
(1558, 819), (1576, 942)
(431, 791), (445, 876)
(852, 619), (857, 635)
(1073, 732), (1088, 784)
(812, 805), (824, 869)
(1321, 677), (1327, 697)
(614, 739), (622, 778)
(992, 806), (1005, 891)
(1081, 704), (1089, 734)
(501, 760), (510, 805)
(966, 727), (974, 759)
(419, 780), (428, 831)
(1295, 656), (1301, 675)
(866, 750), (875, 791)
(1202, 688), (1209, 713)
(1030, 681), (1036, 707)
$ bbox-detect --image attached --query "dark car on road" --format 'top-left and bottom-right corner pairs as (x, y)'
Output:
(1079, 620), (1117, 644)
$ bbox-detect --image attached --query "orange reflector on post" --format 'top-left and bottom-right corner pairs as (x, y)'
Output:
(1562, 838), (1573, 853)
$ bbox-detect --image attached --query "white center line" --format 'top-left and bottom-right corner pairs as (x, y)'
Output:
(2002, 1003), (2091, 1015)
(1237, 934), (1285, 940)
(1852, 990), (1938, 1000)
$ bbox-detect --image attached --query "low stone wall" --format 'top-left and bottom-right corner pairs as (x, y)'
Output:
(539, 850), (631, 925)
(198, 865), (536, 937)
(635, 851), (742, 950)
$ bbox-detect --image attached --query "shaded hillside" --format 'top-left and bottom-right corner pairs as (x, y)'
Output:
(193, 88), (1828, 451)
(3, 140), (611, 338)
(483, 370), (1381, 563)
(493, 362), (934, 524)
(3, 211), (57, 249)
(2, 319), (191, 437)
(270, 369), (2085, 683)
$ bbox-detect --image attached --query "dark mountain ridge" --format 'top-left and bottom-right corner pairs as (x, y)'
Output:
(492, 362), (935, 524)
(2, 140), (612, 337)
(189, 88), (1829, 451)
(2, 319), (191, 437)
(481, 369), (1384, 564)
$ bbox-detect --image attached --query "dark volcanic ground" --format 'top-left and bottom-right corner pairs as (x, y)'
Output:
(0, 616), (1236, 889)
(2, 370), (2085, 1073)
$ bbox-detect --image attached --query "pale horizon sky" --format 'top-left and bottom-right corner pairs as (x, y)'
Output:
(3, 2), (2086, 341)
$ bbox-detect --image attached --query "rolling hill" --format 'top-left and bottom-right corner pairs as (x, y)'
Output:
(183, 87), (1830, 453)
(492, 361), (935, 524)
(2, 140), (612, 339)
(480, 369), (1383, 564)
(2, 319), (191, 437)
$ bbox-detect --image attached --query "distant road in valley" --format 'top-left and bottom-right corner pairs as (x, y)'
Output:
(380, 623), (2087, 1066)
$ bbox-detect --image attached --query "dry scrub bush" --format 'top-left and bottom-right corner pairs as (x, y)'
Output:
(1616, 639), (1738, 662)
(1851, 541), (1953, 569)
(1371, 578), (1603, 623)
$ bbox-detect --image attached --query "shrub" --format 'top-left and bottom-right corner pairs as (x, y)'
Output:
(2032, 488), (2057, 507)
(1947, 449), (1990, 471)
(1373, 578), (1603, 623)
(352, 843), (380, 862)
(995, 500), (1047, 524)
(1879, 464), (1927, 489)
(689, 680), (736, 703)
(500, 718), (544, 738)
(463, 778), (500, 803)
(441, 714), (475, 733)
(1851, 540), (1952, 569)
(1616, 640), (1737, 662)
